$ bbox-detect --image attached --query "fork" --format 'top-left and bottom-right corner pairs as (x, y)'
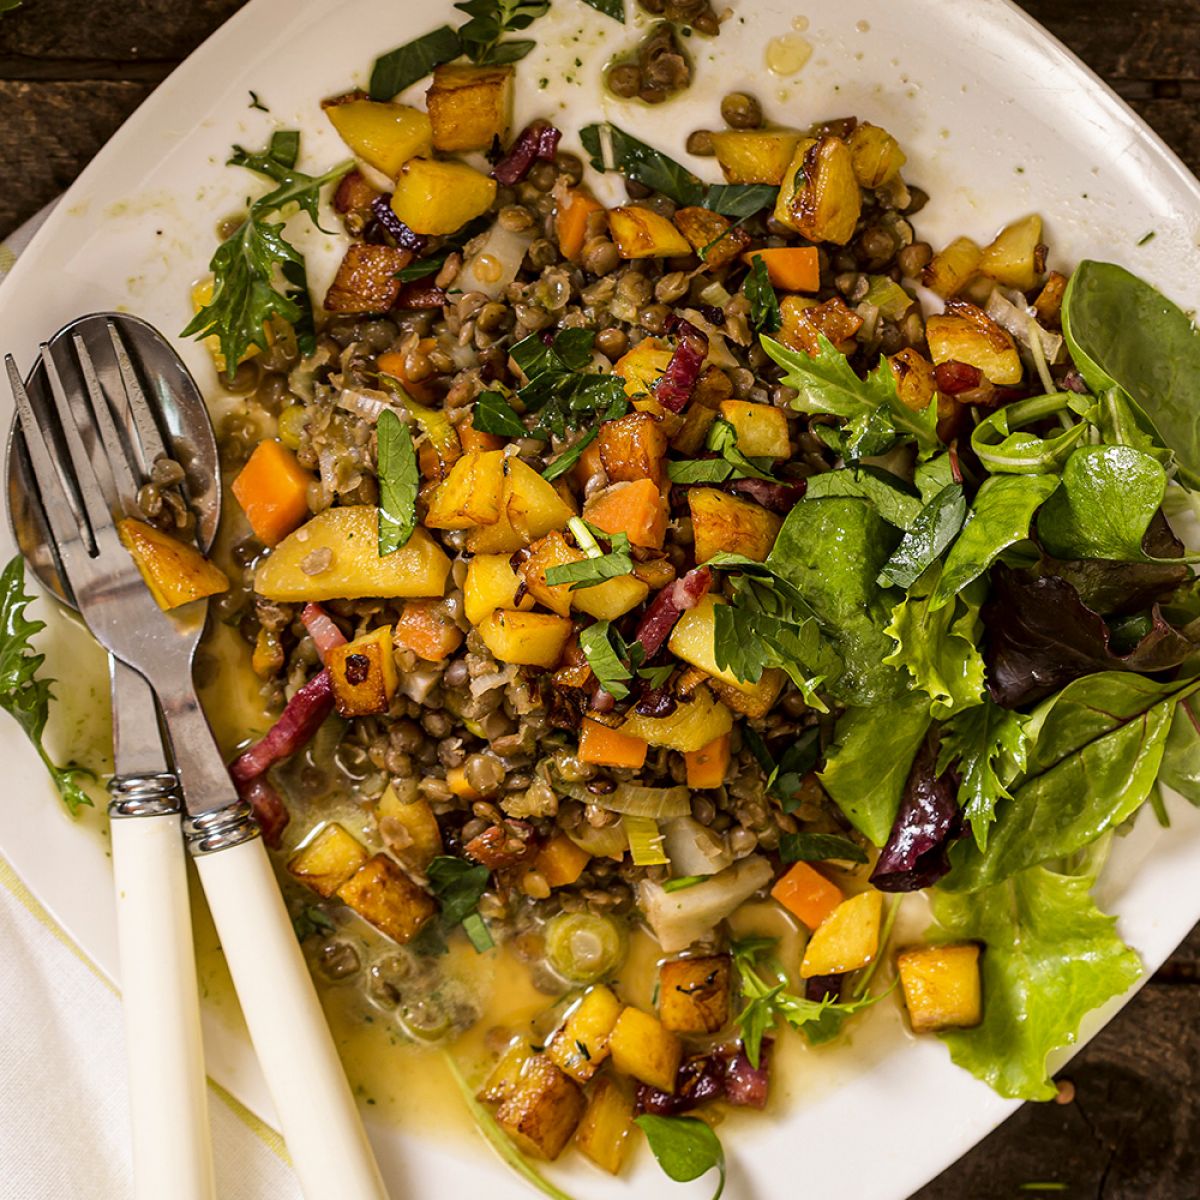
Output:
(8, 325), (389, 1200)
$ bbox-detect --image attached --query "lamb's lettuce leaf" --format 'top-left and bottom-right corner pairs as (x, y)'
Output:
(1159, 694), (1200, 805)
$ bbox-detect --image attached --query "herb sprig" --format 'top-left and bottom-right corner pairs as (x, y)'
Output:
(376, 410), (419, 554)
(415, 855), (495, 954)
(545, 518), (633, 590)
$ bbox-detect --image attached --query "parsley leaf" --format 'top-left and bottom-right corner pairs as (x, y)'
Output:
(456, 0), (549, 66)
(579, 620), (633, 699)
(746, 254), (782, 333)
(0, 557), (94, 814)
(545, 526), (633, 590)
(369, 24), (462, 100)
(473, 390), (527, 438)
(706, 419), (777, 481)
(778, 832), (868, 864)
(742, 726), (821, 812)
(579, 122), (707, 207)
(415, 855), (494, 955)
(377, 410), (419, 554)
(667, 458), (733, 484)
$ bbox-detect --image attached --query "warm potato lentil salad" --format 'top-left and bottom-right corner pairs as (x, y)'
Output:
(156, 0), (1200, 1190)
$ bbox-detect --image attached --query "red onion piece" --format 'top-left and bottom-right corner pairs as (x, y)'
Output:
(726, 477), (808, 513)
(300, 603), (347, 664)
(237, 775), (289, 849)
(654, 318), (708, 413)
(492, 120), (563, 186)
(229, 670), (334, 784)
(369, 195), (427, 253)
(394, 282), (446, 310)
(723, 1040), (771, 1109)
(634, 566), (713, 660)
(934, 360), (983, 395)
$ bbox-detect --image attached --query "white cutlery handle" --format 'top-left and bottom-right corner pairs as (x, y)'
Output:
(194, 835), (389, 1200)
(111, 813), (215, 1200)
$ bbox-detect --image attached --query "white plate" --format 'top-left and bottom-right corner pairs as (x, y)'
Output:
(3, 1), (1200, 1197)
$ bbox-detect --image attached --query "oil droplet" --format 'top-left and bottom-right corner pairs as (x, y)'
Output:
(856, 19), (870, 33)
(792, 14), (809, 31)
(765, 32), (813, 76)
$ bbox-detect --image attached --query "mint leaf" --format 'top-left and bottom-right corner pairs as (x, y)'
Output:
(473, 390), (527, 438)
(369, 25), (462, 99)
(579, 122), (706, 207)
(377, 410), (419, 554)
(667, 458), (733, 484)
(746, 255), (782, 334)
(579, 620), (633, 699)
(704, 184), (777, 218)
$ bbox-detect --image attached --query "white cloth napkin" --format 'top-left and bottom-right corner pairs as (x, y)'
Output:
(0, 209), (301, 1200)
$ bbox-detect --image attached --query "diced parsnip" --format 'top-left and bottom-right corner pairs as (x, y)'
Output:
(394, 599), (463, 661)
(232, 439), (314, 547)
(477, 609), (573, 668)
(466, 457), (576, 554)
(674, 206), (752, 268)
(658, 954), (731, 1034)
(535, 833), (592, 888)
(684, 733), (731, 788)
(327, 625), (398, 716)
(518, 530), (581, 617)
(897, 943), (983, 1033)
(608, 206), (691, 259)
(390, 158), (497, 236)
(555, 186), (606, 262)
(374, 789), (442, 872)
(688, 488), (782, 564)
(335, 853), (437, 944)
(425, 449), (507, 529)
(978, 214), (1044, 291)
(287, 822), (369, 898)
(322, 98), (433, 178)
(613, 338), (674, 397)
(921, 236), (982, 299)
(718, 400), (791, 459)
(742, 246), (820, 292)
(547, 984), (624, 1082)
(598, 411), (668, 485)
(572, 574), (650, 621)
(771, 861), (844, 930)
(926, 303), (1023, 386)
(584, 479), (667, 550)
(323, 243), (409, 313)
(464, 553), (534, 624)
(707, 671), (785, 720)
(639, 856), (774, 953)
(494, 1055), (587, 1160)
(477, 1039), (534, 1105)
(425, 63), (512, 152)
(117, 519), (229, 610)
(579, 717), (648, 768)
(888, 347), (937, 413)
(255, 509), (450, 602)
(618, 685), (733, 752)
(191, 277), (260, 373)
(778, 294), (864, 356)
(573, 1076), (634, 1175)
(847, 122), (907, 188)
(607, 1007), (682, 1093)
(800, 890), (884, 978)
(711, 129), (803, 184)
(774, 135), (862, 245)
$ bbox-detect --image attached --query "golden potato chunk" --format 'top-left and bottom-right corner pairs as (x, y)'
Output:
(673, 206), (752, 268)
(546, 984), (624, 1083)
(926, 301), (1023, 386)
(477, 609), (573, 668)
(287, 822), (368, 898)
(800, 890), (884, 978)
(688, 487), (781, 564)
(118, 518), (229, 610)
(323, 97), (432, 178)
(888, 347), (937, 413)
(425, 449), (507, 530)
(327, 625), (398, 717)
(613, 338), (673, 398)
(921, 236), (983, 299)
(847, 122), (907, 188)
(608, 206), (691, 259)
(774, 135), (861, 245)
(518, 530), (582, 617)
(711, 129), (802, 184)
(607, 1006), (682, 1093)
(390, 158), (497, 236)
(708, 671), (785, 720)
(778, 294), (864, 357)
(495, 1055), (586, 1160)
(574, 1076), (634, 1175)
(717, 400), (790, 459)
(374, 790), (442, 872)
(619, 684), (733, 752)
(324, 243), (411, 314)
(571, 574), (649, 622)
(426, 63), (512, 152)
(465, 458), (576, 554)
(598, 411), (668, 485)
(897, 943), (983, 1033)
(335, 853), (436, 945)
(978, 213), (1044, 291)
(463, 553), (535, 625)
(658, 954), (731, 1034)
(477, 1039), (534, 1105)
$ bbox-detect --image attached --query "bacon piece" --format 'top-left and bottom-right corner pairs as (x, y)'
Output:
(634, 1054), (725, 1116)
(933, 360), (983, 395)
(492, 120), (562, 186)
(725, 477), (807, 513)
(229, 670), (334, 784)
(722, 1041), (771, 1109)
(236, 775), (289, 849)
(394, 282), (447, 310)
(369, 194), (428, 253)
(634, 566), (712, 660)
(654, 318), (708, 413)
(299, 603), (347, 663)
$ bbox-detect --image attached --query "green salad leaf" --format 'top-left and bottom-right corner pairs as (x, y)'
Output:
(369, 25), (462, 99)
(635, 1116), (726, 1200)
(376, 410), (419, 554)
(877, 483), (967, 590)
(970, 393), (1090, 475)
(667, 458), (733, 484)
(932, 855), (1141, 1100)
(1159, 695), (1200, 805)
(803, 465), (923, 531)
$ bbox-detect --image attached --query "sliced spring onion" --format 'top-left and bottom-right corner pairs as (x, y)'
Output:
(595, 782), (692, 820)
(662, 875), (706, 893)
(623, 815), (670, 867)
(544, 911), (628, 984)
(564, 820), (630, 860)
(463, 911), (495, 953)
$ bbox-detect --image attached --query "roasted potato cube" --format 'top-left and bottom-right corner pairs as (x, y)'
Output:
(897, 943), (983, 1033)
(688, 488), (781, 564)
(608, 206), (691, 259)
(323, 243), (410, 313)
(425, 449), (507, 529)
(547, 984), (624, 1083)
(1033, 270), (1068, 327)
(598, 411), (668, 485)
(888, 347), (937, 413)
(608, 1006), (682, 1093)
(323, 98), (433, 178)
(847, 122), (907, 188)
(426, 63), (512, 152)
(374, 789), (442, 872)
(926, 302), (1023, 386)
(465, 458), (576, 554)
(254, 507), (451, 602)
(332, 169), (380, 218)
(658, 954), (731, 1034)
(117, 518), (228, 610)
(778, 294), (864, 357)
(978, 213), (1044, 291)
(573, 1076), (634, 1175)
(613, 338), (674, 397)
(618, 684), (733, 752)
(518, 530), (582, 617)
(717, 400), (790, 459)
(478, 609), (573, 668)
(572, 574), (649, 622)
(711, 129), (803, 184)
(287, 822), (368, 898)
(477, 1039), (534, 1105)
(494, 1055), (586, 1160)
(774, 135), (861, 245)
(673, 206), (752, 268)
(668, 595), (749, 690)
(921, 236), (983, 298)
(335, 853), (436, 945)
(800, 890), (884, 978)
(708, 670), (785, 719)
(390, 158), (497, 236)
(394, 599), (463, 661)
(328, 625), (398, 716)
(464, 553), (535, 624)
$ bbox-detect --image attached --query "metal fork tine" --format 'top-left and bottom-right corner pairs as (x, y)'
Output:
(107, 321), (169, 468)
(39, 344), (118, 539)
(73, 332), (143, 512)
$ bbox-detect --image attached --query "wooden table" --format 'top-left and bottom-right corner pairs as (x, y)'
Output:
(1, 2), (1198, 1196)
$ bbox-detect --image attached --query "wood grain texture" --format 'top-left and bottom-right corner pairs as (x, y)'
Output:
(0, 3), (1198, 1198)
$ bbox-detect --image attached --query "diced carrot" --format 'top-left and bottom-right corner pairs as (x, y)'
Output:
(377, 347), (438, 404)
(572, 439), (605, 490)
(743, 247), (821, 293)
(555, 187), (605, 262)
(231, 440), (314, 547)
(579, 717), (648, 769)
(535, 833), (592, 888)
(685, 733), (731, 789)
(394, 599), (464, 661)
(771, 862), (845, 930)
(460, 412), (505, 452)
(583, 479), (667, 549)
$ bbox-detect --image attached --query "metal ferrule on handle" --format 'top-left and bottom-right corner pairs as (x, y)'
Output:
(108, 770), (181, 819)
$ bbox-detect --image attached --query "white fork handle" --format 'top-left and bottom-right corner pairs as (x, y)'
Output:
(194, 836), (389, 1200)
(111, 814), (215, 1200)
